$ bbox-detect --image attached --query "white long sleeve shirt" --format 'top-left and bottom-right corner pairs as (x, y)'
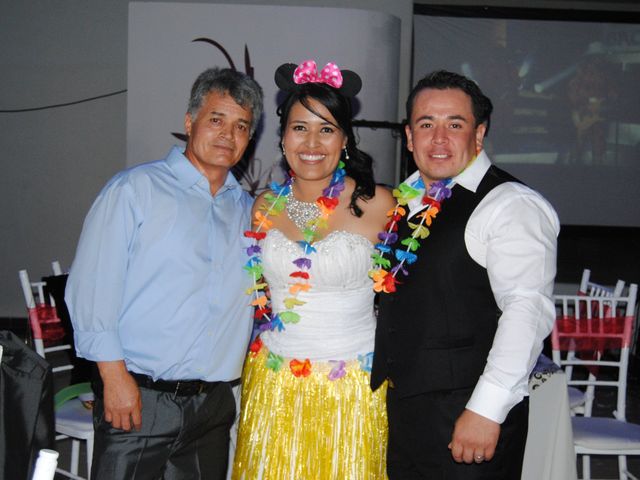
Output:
(405, 150), (560, 423)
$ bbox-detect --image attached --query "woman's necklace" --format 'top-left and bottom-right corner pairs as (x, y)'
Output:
(285, 191), (321, 231)
(244, 161), (346, 338)
(369, 176), (454, 294)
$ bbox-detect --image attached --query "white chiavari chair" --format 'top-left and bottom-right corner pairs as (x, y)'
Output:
(19, 266), (94, 479)
(552, 283), (639, 480)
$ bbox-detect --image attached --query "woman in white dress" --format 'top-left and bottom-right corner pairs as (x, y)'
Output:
(232, 60), (395, 479)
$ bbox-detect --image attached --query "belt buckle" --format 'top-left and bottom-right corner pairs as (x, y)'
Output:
(173, 380), (204, 397)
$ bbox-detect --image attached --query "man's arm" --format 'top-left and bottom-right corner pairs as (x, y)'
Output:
(98, 361), (142, 431)
(66, 175), (139, 362)
(452, 183), (560, 462)
(66, 175), (144, 429)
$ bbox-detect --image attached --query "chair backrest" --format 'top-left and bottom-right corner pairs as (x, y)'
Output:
(19, 266), (73, 373)
(51, 261), (63, 276)
(551, 283), (638, 421)
(578, 268), (625, 297)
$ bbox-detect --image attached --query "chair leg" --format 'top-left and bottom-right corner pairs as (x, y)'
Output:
(620, 455), (629, 480)
(582, 454), (591, 480)
(71, 439), (80, 475)
(87, 437), (94, 480)
(55, 467), (86, 480)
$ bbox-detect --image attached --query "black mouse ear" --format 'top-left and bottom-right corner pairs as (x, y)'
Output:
(274, 63), (298, 92)
(275, 61), (363, 98)
(338, 70), (362, 98)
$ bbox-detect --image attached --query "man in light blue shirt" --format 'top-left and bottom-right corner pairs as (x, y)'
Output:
(65, 67), (263, 480)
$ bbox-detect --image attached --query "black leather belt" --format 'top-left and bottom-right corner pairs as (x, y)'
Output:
(129, 372), (221, 396)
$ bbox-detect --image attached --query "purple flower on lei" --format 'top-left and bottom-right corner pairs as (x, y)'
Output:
(323, 180), (346, 197)
(328, 360), (347, 381)
(378, 231), (398, 244)
(391, 263), (408, 276)
(293, 257), (312, 269)
(428, 180), (453, 201)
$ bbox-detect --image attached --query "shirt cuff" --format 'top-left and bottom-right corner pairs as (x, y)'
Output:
(465, 377), (523, 424)
(74, 330), (124, 362)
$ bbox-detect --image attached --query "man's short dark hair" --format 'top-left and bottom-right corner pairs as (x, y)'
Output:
(406, 70), (493, 135)
(187, 68), (263, 136)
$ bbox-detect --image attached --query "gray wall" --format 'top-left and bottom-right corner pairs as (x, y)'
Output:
(2, 1), (129, 317)
(0, 0), (412, 317)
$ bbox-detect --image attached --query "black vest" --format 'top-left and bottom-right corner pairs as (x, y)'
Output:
(371, 166), (520, 397)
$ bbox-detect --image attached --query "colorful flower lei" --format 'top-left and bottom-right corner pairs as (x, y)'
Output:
(369, 176), (454, 293)
(243, 162), (346, 376)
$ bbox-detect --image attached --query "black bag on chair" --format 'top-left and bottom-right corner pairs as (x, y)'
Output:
(0, 330), (55, 480)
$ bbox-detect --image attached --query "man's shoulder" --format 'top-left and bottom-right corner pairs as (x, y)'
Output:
(479, 160), (545, 203)
(486, 164), (521, 185)
(122, 158), (168, 179)
(103, 158), (169, 190)
(238, 188), (255, 212)
(477, 180), (559, 231)
(489, 178), (547, 203)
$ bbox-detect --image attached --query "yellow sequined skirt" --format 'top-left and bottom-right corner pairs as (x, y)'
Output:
(232, 346), (388, 480)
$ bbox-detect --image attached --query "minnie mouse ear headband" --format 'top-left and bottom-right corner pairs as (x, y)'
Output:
(275, 59), (362, 98)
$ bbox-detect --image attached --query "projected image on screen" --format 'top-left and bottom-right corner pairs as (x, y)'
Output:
(414, 13), (640, 227)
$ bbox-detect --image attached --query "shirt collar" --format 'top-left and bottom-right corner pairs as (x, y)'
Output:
(404, 150), (492, 218)
(166, 145), (244, 200)
(453, 149), (491, 194)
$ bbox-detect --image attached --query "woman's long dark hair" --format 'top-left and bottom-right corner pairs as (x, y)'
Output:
(277, 83), (375, 217)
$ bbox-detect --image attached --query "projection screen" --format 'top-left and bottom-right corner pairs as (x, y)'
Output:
(414, 10), (640, 227)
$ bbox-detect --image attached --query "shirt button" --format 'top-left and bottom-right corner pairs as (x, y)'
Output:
(386, 357), (394, 365)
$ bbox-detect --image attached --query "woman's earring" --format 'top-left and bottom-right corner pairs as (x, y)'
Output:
(282, 143), (286, 157)
(343, 147), (350, 161)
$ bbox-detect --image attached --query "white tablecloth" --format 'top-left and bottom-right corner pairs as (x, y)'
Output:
(522, 369), (578, 480)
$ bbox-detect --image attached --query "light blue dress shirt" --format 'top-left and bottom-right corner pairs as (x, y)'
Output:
(65, 146), (254, 381)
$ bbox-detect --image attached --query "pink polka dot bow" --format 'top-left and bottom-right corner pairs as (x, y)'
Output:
(293, 60), (343, 89)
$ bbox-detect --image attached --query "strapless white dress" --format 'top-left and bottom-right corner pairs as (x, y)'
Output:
(259, 229), (376, 362)
(232, 229), (388, 480)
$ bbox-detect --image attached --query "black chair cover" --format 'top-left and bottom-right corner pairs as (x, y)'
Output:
(42, 274), (93, 384)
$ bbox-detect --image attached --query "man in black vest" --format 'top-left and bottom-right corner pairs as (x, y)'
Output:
(371, 70), (560, 479)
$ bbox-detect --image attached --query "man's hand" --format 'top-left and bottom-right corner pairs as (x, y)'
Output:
(97, 361), (142, 431)
(448, 409), (500, 464)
